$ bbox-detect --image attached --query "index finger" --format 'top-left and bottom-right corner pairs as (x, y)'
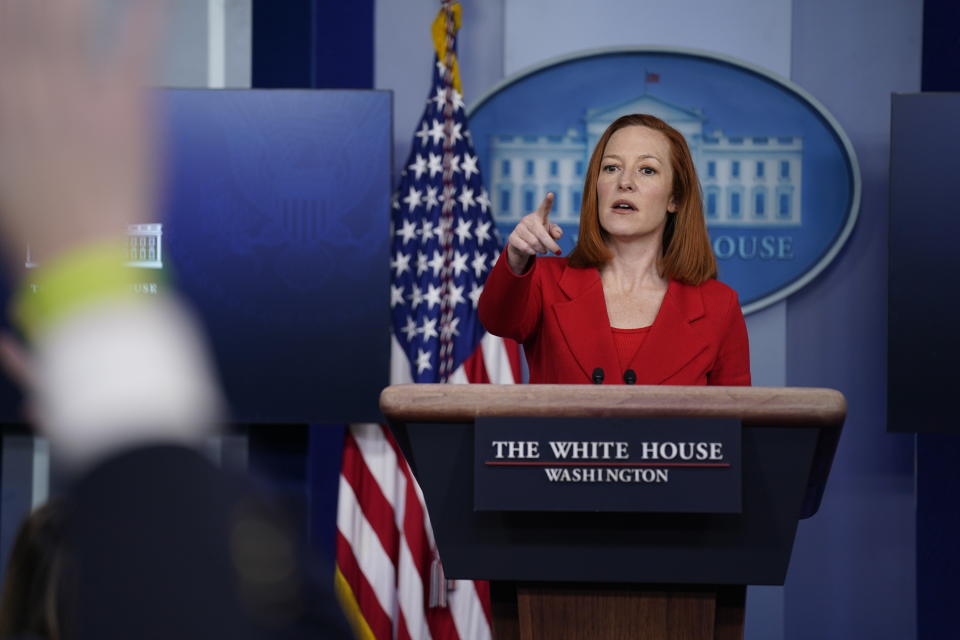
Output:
(538, 192), (555, 224)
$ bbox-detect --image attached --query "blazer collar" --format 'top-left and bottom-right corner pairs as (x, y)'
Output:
(552, 263), (709, 384)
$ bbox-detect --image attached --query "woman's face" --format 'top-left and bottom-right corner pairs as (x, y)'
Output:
(596, 125), (677, 243)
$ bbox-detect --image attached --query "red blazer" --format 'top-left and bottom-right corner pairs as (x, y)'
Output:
(478, 252), (751, 386)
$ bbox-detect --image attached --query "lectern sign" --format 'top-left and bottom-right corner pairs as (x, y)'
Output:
(475, 417), (741, 513)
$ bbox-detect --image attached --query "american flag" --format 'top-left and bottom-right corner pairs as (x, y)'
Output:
(387, 19), (509, 385)
(334, 3), (520, 639)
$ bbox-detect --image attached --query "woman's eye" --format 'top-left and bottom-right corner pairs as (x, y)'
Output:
(639, 167), (656, 175)
(602, 164), (619, 173)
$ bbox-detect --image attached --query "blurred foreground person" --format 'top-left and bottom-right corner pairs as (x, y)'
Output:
(0, 1), (351, 638)
(0, 501), (68, 640)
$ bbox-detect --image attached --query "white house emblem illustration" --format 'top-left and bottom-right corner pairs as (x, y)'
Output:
(24, 222), (164, 270)
(489, 94), (802, 228)
(127, 223), (163, 269)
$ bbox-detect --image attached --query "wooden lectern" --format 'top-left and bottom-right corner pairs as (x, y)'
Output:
(381, 385), (845, 640)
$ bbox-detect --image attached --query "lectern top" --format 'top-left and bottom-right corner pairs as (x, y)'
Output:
(380, 384), (846, 428)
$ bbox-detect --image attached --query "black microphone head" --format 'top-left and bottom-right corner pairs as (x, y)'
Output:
(591, 367), (605, 384)
(623, 369), (637, 385)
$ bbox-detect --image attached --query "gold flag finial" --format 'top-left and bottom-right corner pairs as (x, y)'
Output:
(431, 2), (462, 94)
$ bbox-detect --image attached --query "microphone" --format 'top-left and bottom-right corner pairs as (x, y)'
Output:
(591, 367), (605, 384)
(623, 369), (637, 385)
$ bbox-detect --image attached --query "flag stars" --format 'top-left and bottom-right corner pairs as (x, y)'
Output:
(419, 219), (435, 242)
(454, 218), (473, 244)
(408, 284), (424, 309)
(461, 154), (479, 180)
(419, 317), (439, 342)
(427, 153), (443, 177)
(476, 189), (491, 214)
(451, 251), (469, 277)
(414, 121), (430, 146)
(428, 250), (445, 277)
(428, 119), (445, 145)
(431, 87), (448, 109)
(416, 251), (428, 276)
(391, 56), (508, 383)
(457, 186), (476, 212)
(408, 154), (428, 180)
(451, 89), (465, 112)
(448, 283), (466, 307)
(424, 283), (442, 308)
(469, 282), (484, 308)
(416, 348), (432, 374)
(401, 316), (418, 342)
(471, 251), (488, 278)
(475, 220), (492, 245)
(391, 252), (411, 277)
(402, 185), (422, 212)
(424, 186), (440, 209)
(390, 284), (405, 308)
(396, 219), (418, 245)
(440, 317), (461, 340)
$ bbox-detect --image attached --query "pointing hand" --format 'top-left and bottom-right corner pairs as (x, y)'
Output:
(505, 192), (564, 275)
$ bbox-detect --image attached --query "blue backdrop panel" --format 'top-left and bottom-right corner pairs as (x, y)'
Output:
(161, 89), (391, 423)
(0, 90), (392, 424)
(887, 93), (960, 433)
(892, 91), (960, 640)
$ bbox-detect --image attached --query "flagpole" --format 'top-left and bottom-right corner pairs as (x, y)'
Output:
(438, 0), (457, 381)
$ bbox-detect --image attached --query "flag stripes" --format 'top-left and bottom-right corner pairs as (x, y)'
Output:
(338, 423), (496, 639)
(336, 480), (397, 617)
(335, 530), (393, 638)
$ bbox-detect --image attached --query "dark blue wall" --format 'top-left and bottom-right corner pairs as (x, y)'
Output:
(915, 1), (960, 636)
(917, 435), (960, 639)
(252, 1), (313, 88)
(253, 0), (374, 89)
(921, 0), (960, 92)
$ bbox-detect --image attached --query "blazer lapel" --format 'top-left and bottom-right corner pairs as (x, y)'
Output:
(633, 280), (709, 384)
(551, 265), (621, 383)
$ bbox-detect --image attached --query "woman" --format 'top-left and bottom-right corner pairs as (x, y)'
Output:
(478, 114), (750, 386)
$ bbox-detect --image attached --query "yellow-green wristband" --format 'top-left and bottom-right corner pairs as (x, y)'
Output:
(13, 240), (157, 341)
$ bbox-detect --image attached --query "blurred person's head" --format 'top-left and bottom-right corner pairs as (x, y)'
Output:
(0, 500), (69, 640)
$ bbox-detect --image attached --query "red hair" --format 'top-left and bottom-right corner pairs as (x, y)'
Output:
(567, 114), (717, 284)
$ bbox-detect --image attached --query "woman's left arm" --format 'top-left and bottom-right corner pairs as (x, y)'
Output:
(707, 292), (752, 386)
